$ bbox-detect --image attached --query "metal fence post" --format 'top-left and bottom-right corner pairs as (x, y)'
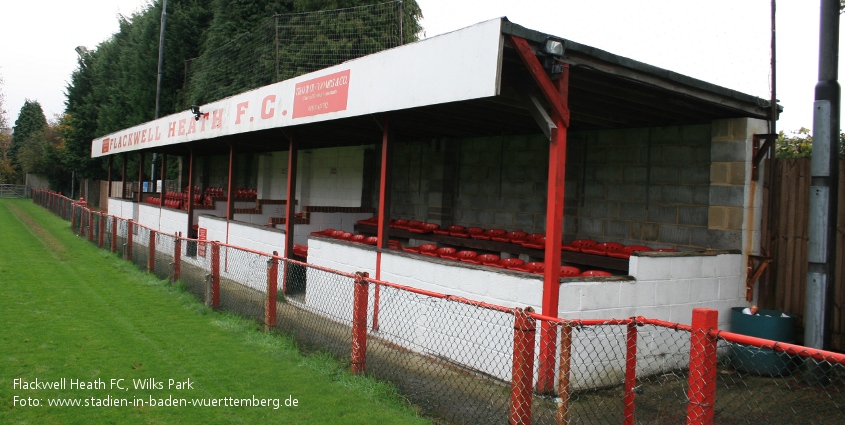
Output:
(126, 220), (134, 260)
(173, 232), (181, 283)
(623, 320), (639, 425)
(556, 321), (572, 425)
(351, 271), (370, 375)
(211, 242), (220, 308)
(148, 229), (156, 273)
(686, 308), (718, 425)
(266, 251), (279, 329)
(71, 203), (76, 233)
(510, 307), (536, 425)
(111, 217), (118, 253)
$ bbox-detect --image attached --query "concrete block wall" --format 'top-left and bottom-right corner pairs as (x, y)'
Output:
(288, 211), (374, 245)
(567, 124), (712, 249)
(304, 146), (365, 207)
(708, 118), (768, 252)
(199, 215), (286, 257)
(108, 198), (137, 221)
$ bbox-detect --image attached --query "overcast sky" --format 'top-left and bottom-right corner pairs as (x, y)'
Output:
(0, 0), (841, 134)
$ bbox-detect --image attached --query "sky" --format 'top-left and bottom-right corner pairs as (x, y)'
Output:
(0, 0), (841, 134)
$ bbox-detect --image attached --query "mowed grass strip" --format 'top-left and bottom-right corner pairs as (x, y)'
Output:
(0, 199), (429, 425)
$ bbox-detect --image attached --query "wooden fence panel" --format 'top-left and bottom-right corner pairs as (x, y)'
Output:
(765, 158), (844, 350)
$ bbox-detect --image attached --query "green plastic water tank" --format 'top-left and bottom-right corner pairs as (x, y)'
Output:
(729, 307), (798, 376)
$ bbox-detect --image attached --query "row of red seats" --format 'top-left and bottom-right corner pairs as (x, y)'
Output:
(310, 228), (402, 250)
(204, 187), (225, 198)
(357, 217), (678, 260)
(143, 197), (184, 210)
(401, 244), (612, 276)
(165, 191), (201, 203)
(144, 197), (162, 205)
(234, 188), (257, 198)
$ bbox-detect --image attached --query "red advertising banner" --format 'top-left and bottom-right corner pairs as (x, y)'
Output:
(198, 228), (207, 258)
(101, 139), (110, 154)
(292, 69), (351, 118)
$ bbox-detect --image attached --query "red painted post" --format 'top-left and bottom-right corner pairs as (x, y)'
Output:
(211, 242), (220, 308)
(350, 272), (370, 375)
(148, 229), (156, 273)
(623, 321), (639, 425)
(126, 219), (134, 260)
(556, 322), (572, 425)
(686, 308), (719, 425)
(173, 233), (182, 282)
(266, 252), (279, 328)
(510, 307), (536, 425)
(111, 217), (118, 253)
(98, 212), (105, 247)
(71, 202), (76, 233)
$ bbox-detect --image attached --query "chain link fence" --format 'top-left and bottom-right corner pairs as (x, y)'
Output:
(29, 189), (845, 424)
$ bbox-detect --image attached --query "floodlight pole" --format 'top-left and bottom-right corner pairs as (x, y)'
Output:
(805, 0), (840, 350)
(151, 0), (168, 188)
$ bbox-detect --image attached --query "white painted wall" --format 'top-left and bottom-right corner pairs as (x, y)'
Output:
(108, 198), (137, 221)
(284, 211), (374, 246)
(302, 240), (745, 389)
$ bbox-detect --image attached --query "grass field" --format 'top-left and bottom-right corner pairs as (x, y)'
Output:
(0, 199), (429, 424)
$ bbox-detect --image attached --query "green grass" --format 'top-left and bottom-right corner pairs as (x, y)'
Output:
(0, 199), (429, 425)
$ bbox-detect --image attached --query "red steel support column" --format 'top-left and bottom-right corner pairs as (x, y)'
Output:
(374, 114), (392, 330)
(350, 272), (370, 374)
(173, 232), (182, 282)
(266, 251), (279, 328)
(136, 152), (145, 204)
(111, 216), (118, 253)
(186, 150), (196, 238)
(107, 155), (113, 201)
(283, 134), (297, 293)
(556, 322), (573, 425)
(211, 242), (220, 308)
(686, 308), (719, 425)
(148, 229), (156, 273)
(539, 65), (571, 394)
(98, 212), (105, 247)
(127, 219), (134, 260)
(623, 321), (639, 425)
(226, 144), (235, 221)
(510, 307), (536, 425)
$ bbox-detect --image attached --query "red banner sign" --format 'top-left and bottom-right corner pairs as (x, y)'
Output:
(198, 228), (207, 258)
(292, 70), (351, 118)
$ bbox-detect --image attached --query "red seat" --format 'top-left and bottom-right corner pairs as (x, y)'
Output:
(582, 242), (624, 256)
(350, 234), (367, 243)
(362, 236), (378, 245)
(524, 262), (545, 274)
(406, 220), (424, 231)
(477, 254), (502, 267)
(338, 232), (354, 240)
(608, 245), (653, 259)
(388, 240), (402, 250)
(409, 222), (440, 234)
(435, 247), (458, 260)
(310, 228), (335, 237)
(501, 258), (526, 271)
(466, 227), (484, 238)
(390, 219), (409, 229)
(560, 266), (581, 277)
(473, 228), (505, 241)
(328, 230), (345, 239)
(456, 250), (479, 263)
(404, 243), (437, 254)
(494, 231), (527, 243)
(580, 270), (613, 277)
(356, 216), (378, 225)
(445, 225), (468, 238)
(562, 239), (597, 252)
(522, 234), (546, 249)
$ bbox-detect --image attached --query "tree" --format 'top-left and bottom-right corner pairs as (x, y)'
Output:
(776, 127), (845, 159)
(0, 69), (14, 184)
(9, 100), (48, 182)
